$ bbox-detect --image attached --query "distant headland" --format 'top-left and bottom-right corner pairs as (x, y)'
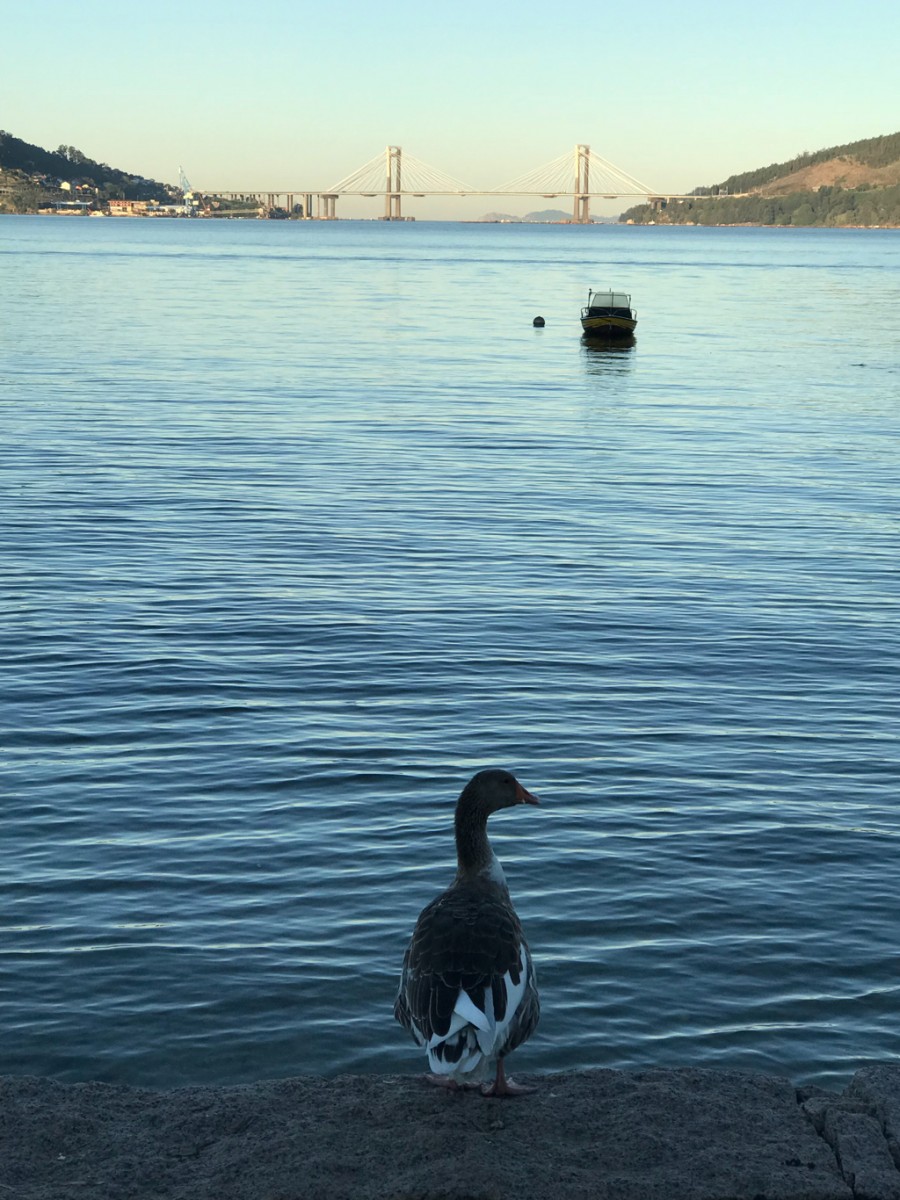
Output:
(622, 131), (900, 227)
(2, 128), (899, 226)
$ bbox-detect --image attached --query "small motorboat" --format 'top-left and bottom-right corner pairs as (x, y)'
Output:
(580, 289), (637, 339)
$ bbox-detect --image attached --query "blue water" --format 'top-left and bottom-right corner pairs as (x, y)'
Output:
(2, 215), (899, 1091)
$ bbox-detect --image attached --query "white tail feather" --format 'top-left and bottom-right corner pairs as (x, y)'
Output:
(424, 955), (528, 1080)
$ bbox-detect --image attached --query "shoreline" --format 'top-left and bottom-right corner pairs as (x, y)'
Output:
(2, 210), (898, 228)
(5, 1064), (900, 1199)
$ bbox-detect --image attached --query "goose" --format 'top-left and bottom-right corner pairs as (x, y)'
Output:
(394, 769), (541, 1097)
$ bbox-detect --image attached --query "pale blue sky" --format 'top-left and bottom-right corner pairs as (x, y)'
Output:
(3, 0), (898, 217)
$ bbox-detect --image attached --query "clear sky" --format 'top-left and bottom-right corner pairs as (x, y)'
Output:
(3, 0), (898, 218)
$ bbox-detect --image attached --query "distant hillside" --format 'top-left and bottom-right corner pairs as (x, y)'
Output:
(524, 208), (572, 222)
(475, 208), (573, 222)
(621, 131), (900, 227)
(474, 208), (596, 223)
(0, 130), (175, 212)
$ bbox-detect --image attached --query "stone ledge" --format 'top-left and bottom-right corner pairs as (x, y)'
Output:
(3, 1065), (900, 1199)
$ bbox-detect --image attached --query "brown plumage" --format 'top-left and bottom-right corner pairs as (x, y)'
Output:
(394, 769), (541, 1096)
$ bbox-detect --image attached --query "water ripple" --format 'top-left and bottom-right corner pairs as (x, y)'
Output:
(2, 218), (900, 1087)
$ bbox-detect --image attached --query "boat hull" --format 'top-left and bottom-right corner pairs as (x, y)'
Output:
(580, 314), (638, 338)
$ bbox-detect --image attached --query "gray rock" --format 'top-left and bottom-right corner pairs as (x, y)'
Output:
(0, 1067), (853, 1200)
(804, 1093), (877, 1135)
(849, 1065), (900, 1167)
(823, 1108), (900, 1200)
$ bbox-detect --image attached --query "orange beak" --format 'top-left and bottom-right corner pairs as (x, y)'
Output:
(516, 782), (540, 806)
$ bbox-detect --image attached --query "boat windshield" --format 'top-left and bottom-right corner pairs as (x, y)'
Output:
(589, 291), (631, 307)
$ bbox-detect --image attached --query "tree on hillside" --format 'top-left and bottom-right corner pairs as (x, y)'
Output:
(621, 181), (900, 227)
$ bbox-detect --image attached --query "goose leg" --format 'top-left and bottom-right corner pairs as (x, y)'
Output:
(480, 1059), (536, 1097)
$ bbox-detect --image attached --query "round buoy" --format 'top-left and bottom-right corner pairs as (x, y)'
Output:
(533, 316), (545, 327)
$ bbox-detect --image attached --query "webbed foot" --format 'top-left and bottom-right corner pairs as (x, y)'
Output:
(424, 1073), (460, 1090)
(480, 1060), (536, 1098)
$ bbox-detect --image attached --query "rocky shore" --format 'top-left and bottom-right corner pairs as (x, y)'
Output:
(5, 1064), (900, 1199)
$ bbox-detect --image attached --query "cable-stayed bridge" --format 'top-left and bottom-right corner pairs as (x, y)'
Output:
(209, 144), (684, 221)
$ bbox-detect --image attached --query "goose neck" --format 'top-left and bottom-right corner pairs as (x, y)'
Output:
(454, 801), (496, 878)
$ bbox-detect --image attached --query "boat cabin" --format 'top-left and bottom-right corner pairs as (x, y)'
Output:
(584, 289), (633, 316)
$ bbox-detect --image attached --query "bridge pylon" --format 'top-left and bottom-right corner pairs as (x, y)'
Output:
(318, 194), (338, 219)
(384, 146), (402, 220)
(573, 144), (590, 224)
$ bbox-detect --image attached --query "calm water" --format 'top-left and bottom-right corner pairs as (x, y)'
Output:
(2, 215), (899, 1092)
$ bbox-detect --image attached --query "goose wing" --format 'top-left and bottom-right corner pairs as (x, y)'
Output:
(394, 884), (539, 1054)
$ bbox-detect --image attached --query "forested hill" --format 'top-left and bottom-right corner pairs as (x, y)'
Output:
(0, 130), (174, 208)
(621, 131), (900, 227)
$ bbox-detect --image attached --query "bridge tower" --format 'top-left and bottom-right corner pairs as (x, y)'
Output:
(384, 145), (402, 220)
(573, 144), (590, 224)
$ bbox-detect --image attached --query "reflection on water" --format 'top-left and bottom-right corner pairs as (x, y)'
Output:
(581, 335), (636, 375)
(581, 335), (636, 352)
